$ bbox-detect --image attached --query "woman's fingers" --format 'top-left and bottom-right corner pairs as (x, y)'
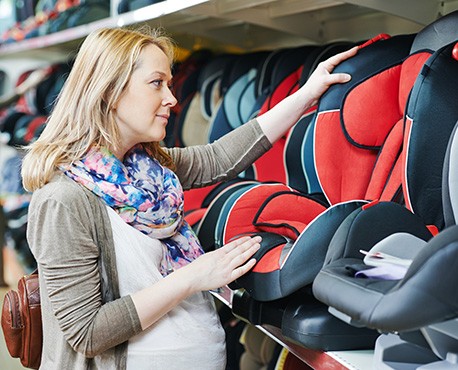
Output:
(222, 235), (261, 254)
(228, 238), (261, 269)
(219, 236), (261, 277)
(326, 72), (351, 84)
(321, 47), (358, 84)
(231, 258), (257, 280)
(186, 236), (262, 291)
(226, 236), (261, 257)
(321, 46), (359, 72)
(221, 235), (253, 253)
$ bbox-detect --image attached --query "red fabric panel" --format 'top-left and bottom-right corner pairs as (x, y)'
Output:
(358, 34), (391, 49)
(402, 116), (414, 212)
(315, 111), (377, 204)
(254, 68), (302, 182)
(252, 245), (284, 273)
(398, 52), (432, 111)
(254, 192), (327, 235)
(184, 208), (207, 227)
(184, 183), (219, 212)
(427, 225), (439, 236)
(266, 68), (301, 111)
(365, 119), (404, 200)
(223, 184), (292, 243)
(252, 134), (288, 183)
(342, 64), (402, 147)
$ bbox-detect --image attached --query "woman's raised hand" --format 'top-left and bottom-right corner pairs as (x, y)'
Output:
(182, 235), (262, 292)
(257, 46), (358, 144)
(300, 46), (359, 107)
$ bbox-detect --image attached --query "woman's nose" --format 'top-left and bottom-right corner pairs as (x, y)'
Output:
(164, 87), (178, 107)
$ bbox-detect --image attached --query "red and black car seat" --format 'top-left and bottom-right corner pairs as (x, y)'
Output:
(285, 42), (354, 194)
(190, 45), (338, 242)
(192, 44), (354, 246)
(312, 39), (458, 334)
(184, 47), (317, 229)
(313, 84), (458, 370)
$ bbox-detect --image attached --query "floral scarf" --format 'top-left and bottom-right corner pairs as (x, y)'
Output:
(60, 146), (204, 276)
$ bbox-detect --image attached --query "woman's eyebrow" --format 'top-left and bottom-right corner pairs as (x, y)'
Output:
(146, 71), (171, 79)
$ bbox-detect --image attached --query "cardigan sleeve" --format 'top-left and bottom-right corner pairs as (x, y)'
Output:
(164, 118), (272, 190)
(27, 179), (142, 358)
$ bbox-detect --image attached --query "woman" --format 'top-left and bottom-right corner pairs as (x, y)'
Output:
(21, 27), (357, 369)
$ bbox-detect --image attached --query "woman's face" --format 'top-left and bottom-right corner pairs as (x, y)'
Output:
(113, 44), (177, 158)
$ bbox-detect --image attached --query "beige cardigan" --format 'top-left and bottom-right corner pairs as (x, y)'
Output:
(27, 120), (271, 369)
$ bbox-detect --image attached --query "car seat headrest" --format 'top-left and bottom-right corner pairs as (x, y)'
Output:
(318, 34), (415, 148)
(410, 10), (458, 53)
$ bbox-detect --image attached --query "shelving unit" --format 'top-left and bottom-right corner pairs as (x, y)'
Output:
(2, 1), (458, 58)
(1, 0), (456, 92)
(212, 286), (374, 370)
(2, 1), (458, 368)
(1, 0), (457, 92)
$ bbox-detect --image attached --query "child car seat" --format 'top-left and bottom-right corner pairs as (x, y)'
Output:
(285, 42), (354, 194)
(312, 38), (458, 333)
(312, 42), (458, 369)
(251, 45), (317, 184)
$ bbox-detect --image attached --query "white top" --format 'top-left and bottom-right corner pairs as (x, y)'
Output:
(107, 206), (226, 370)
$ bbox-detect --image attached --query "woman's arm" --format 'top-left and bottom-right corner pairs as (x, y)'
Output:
(131, 235), (260, 330)
(166, 119), (271, 190)
(257, 46), (358, 143)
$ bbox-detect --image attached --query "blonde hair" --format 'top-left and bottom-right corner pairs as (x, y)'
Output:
(22, 27), (176, 192)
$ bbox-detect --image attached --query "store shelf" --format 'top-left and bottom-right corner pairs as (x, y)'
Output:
(3, 0), (458, 61)
(0, 0), (209, 58)
(211, 286), (374, 370)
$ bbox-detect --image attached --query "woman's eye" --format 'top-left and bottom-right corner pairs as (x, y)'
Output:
(151, 79), (163, 87)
